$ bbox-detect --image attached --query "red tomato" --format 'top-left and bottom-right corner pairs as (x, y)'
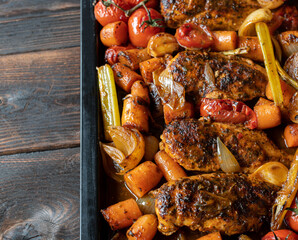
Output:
(128, 8), (165, 47)
(262, 229), (298, 240)
(200, 98), (258, 129)
(94, 0), (131, 27)
(285, 194), (298, 232)
(175, 23), (214, 49)
(126, 0), (159, 8)
(105, 44), (134, 65)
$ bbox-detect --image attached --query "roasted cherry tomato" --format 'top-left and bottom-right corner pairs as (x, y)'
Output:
(200, 98), (258, 129)
(285, 194), (298, 232)
(128, 8), (165, 48)
(94, 0), (131, 27)
(127, 0), (159, 8)
(105, 44), (134, 65)
(175, 23), (214, 49)
(262, 229), (298, 240)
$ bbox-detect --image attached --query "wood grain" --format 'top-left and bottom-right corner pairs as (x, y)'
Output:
(0, 8), (80, 55)
(0, 47), (80, 155)
(0, 0), (80, 18)
(0, 147), (80, 240)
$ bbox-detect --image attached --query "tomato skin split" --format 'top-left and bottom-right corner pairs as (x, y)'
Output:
(200, 98), (258, 129)
(175, 23), (214, 49)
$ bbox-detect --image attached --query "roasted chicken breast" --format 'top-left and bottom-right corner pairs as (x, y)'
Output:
(161, 118), (292, 172)
(161, 0), (261, 30)
(165, 51), (268, 103)
(153, 173), (279, 236)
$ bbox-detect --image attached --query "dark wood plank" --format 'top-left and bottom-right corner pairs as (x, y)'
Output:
(0, 47), (80, 155)
(0, 147), (80, 239)
(0, 8), (80, 55)
(0, 0), (80, 18)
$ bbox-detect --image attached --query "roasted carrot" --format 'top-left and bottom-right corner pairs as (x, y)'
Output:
(131, 80), (150, 104)
(101, 198), (143, 230)
(196, 232), (222, 240)
(118, 48), (151, 70)
(126, 214), (158, 240)
(254, 97), (281, 129)
(139, 57), (165, 83)
(122, 95), (149, 133)
(154, 150), (187, 181)
(237, 36), (264, 62)
(105, 45), (134, 65)
(266, 79), (296, 107)
(112, 63), (143, 92)
(100, 21), (128, 47)
(284, 124), (298, 148)
(124, 161), (163, 198)
(211, 31), (237, 51)
(163, 102), (194, 125)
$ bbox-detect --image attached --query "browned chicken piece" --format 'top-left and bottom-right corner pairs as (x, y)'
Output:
(153, 173), (279, 236)
(166, 51), (268, 103)
(161, 0), (261, 29)
(160, 118), (292, 172)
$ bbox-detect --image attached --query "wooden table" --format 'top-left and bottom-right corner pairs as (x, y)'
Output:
(0, 0), (80, 239)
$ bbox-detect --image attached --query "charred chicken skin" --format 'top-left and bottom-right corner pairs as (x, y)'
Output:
(161, 118), (292, 172)
(153, 173), (279, 235)
(166, 51), (268, 103)
(161, 0), (261, 30)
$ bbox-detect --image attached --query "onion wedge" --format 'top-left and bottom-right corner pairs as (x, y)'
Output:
(276, 60), (298, 91)
(217, 137), (241, 173)
(256, 22), (283, 106)
(238, 8), (272, 37)
(271, 149), (298, 230)
(249, 162), (288, 187)
(105, 126), (145, 174)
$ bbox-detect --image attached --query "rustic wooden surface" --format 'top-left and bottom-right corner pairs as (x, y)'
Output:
(0, 0), (80, 239)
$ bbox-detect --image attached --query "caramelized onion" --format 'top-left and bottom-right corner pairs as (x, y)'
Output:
(271, 149), (298, 230)
(217, 137), (241, 173)
(106, 126), (145, 174)
(249, 162), (288, 187)
(100, 142), (123, 182)
(276, 60), (298, 91)
(257, 0), (284, 9)
(153, 68), (186, 110)
(222, 47), (250, 56)
(238, 8), (272, 37)
(136, 195), (156, 214)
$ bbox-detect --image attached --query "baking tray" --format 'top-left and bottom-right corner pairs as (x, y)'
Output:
(80, 0), (104, 239)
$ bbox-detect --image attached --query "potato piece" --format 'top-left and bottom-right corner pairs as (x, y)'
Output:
(126, 214), (158, 240)
(154, 150), (187, 181)
(101, 198), (143, 230)
(163, 102), (194, 125)
(131, 80), (150, 104)
(147, 32), (179, 58)
(284, 124), (298, 147)
(278, 31), (298, 58)
(212, 31), (237, 52)
(112, 63), (143, 92)
(100, 21), (128, 47)
(124, 161), (163, 198)
(122, 95), (149, 133)
(254, 97), (281, 129)
(196, 232), (222, 240)
(118, 48), (151, 70)
(139, 58), (165, 83)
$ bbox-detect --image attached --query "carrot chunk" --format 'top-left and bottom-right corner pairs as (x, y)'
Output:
(284, 124), (298, 147)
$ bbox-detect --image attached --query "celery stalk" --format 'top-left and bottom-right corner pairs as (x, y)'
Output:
(256, 22), (283, 106)
(97, 64), (121, 141)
